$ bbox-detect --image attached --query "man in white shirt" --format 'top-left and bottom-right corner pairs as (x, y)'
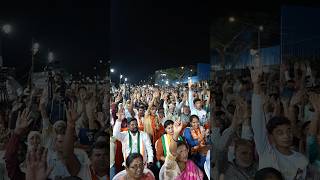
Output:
(250, 62), (308, 180)
(113, 112), (154, 169)
(188, 81), (207, 126)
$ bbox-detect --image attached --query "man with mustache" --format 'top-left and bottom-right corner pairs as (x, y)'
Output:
(113, 112), (154, 169)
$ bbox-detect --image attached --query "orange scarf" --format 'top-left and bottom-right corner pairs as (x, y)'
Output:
(191, 127), (205, 147)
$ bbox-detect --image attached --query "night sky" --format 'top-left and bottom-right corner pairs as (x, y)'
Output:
(110, 1), (209, 83)
(110, 0), (319, 83)
(0, 1), (109, 83)
(1, 1), (320, 84)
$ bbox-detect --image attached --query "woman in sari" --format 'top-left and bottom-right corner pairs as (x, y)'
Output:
(112, 153), (155, 180)
(159, 120), (204, 180)
(183, 115), (209, 170)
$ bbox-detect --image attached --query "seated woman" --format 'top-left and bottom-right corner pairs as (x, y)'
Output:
(155, 120), (183, 166)
(112, 153), (155, 180)
(159, 120), (204, 180)
(183, 115), (209, 169)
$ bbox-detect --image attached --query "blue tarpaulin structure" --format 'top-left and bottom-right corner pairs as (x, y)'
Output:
(197, 63), (211, 80)
(281, 6), (320, 63)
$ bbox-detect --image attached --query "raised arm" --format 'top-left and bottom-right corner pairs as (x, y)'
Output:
(5, 109), (33, 180)
(63, 102), (81, 176)
(250, 57), (270, 155)
(188, 81), (195, 111)
(112, 111), (126, 141)
(169, 120), (183, 157)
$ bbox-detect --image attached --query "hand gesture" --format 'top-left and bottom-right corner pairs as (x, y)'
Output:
(309, 93), (320, 113)
(96, 112), (105, 127)
(116, 111), (125, 122)
(26, 148), (53, 180)
(290, 90), (305, 106)
(232, 104), (244, 127)
(173, 118), (183, 137)
(66, 101), (79, 127)
(182, 92), (188, 102)
(188, 79), (192, 89)
(15, 109), (33, 135)
(249, 56), (263, 84)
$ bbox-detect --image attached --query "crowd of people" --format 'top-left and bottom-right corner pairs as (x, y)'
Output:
(1, 57), (320, 180)
(110, 80), (212, 180)
(110, 58), (320, 180)
(0, 72), (108, 180)
(208, 59), (320, 180)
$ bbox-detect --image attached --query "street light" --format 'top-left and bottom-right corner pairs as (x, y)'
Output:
(48, 52), (54, 63)
(258, 25), (264, 32)
(30, 41), (40, 90)
(32, 42), (40, 55)
(0, 23), (12, 66)
(110, 68), (114, 73)
(228, 16), (235, 23)
(125, 77), (128, 82)
(2, 24), (11, 34)
(119, 74), (123, 84)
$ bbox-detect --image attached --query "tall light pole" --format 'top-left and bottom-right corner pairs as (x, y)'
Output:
(0, 23), (12, 66)
(30, 40), (39, 91)
(47, 51), (54, 101)
(120, 74), (123, 85)
(228, 17), (264, 60)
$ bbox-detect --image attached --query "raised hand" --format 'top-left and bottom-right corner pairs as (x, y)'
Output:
(188, 79), (192, 89)
(231, 104), (244, 128)
(309, 93), (320, 113)
(15, 108), (33, 135)
(66, 101), (80, 127)
(249, 56), (263, 84)
(290, 90), (305, 106)
(116, 110), (125, 122)
(96, 112), (105, 127)
(173, 118), (183, 138)
(26, 148), (53, 180)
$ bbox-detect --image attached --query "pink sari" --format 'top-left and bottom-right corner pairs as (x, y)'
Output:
(176, 160), (204, 180)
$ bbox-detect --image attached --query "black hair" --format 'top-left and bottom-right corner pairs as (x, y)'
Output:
(164, 120), (174, 129)
(255, 167), (284, 180)
(189, 115), (200, 123)
(88, 141), (107, 157)
(127, 118), (138, 124)
(60, 176), (83, 180)
(177, 140), (189, 150)
(193, 98), (201, 104)
(266, 116), (291, 134)
(138, 105), (145, 110)
(125, 153), (143, 167)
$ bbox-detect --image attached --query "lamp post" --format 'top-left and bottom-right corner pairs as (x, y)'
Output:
(47, 51), (54, 101)
(228, 17), (264, 58)
(0, 23), (12, 66)
(30, 40), (39, 91)
(120, 74), (123, 85)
